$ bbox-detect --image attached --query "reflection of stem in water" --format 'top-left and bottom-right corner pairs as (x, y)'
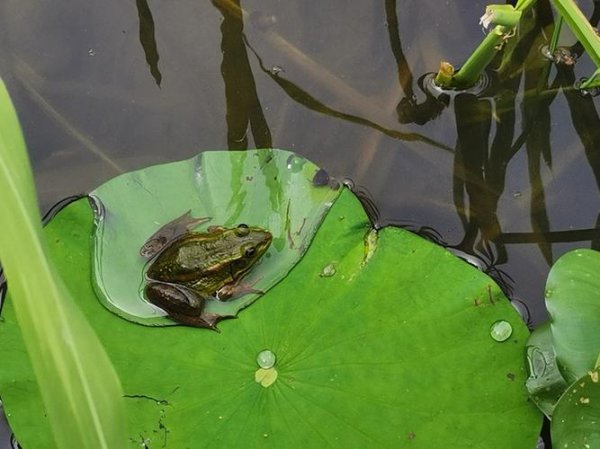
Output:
(453, 94), (507, 263)
(499, 227), (600, 244)
(557, 63), (600, 253)
(13, 60), (124, 173)
(212, 0), (272, 150)
(384, 0), (414, 100)
(243, 38), (452, 153)
(136, 0), (163, 87)
(558, 64), (600, 191)
(523, 38), (554, 265)
(384, 0), (448, 126)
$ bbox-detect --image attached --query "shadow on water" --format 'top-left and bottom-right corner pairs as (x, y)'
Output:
(136, 0), (162, 87)
(243, 38), (452, 152)
(212, 0), (272, 150)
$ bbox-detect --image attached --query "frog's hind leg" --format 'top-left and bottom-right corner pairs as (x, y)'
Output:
(144, 282), (231, 330)
(144, 282), (205, 317)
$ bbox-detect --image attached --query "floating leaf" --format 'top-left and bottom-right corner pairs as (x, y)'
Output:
(90, 150), (341, 325)
(552, 369), (600, 448)
(0, 169), (541, 448)
(545, 249), (600, 383)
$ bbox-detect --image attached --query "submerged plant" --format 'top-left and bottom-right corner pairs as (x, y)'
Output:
(0, 79), (126, 448)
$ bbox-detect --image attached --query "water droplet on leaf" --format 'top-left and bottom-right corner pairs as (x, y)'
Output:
(490, 320), (512, 342)
(257, 349), (276, 369)
(320, 263), (336, 277)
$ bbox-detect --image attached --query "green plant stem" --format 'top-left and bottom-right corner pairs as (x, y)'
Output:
(553, 0), (600, 67)
(549, 15), (564, 53)
(451, 26), (508, 88)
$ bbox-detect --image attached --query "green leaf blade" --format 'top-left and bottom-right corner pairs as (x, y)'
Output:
(0, 79), (126, 449)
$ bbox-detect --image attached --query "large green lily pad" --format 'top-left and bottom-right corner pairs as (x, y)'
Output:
(0, 152), (540, 448)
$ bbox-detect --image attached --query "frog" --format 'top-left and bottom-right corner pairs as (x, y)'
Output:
(141, 212), (272, 330)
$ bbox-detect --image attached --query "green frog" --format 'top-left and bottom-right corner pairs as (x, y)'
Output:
(141, 213), (272, 329)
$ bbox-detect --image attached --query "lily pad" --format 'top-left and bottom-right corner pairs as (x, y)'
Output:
(89, 149), (340, 325)
(552, 369), (600, 448)
(0, 171), (540, 448)
(545, 249), (600, 383)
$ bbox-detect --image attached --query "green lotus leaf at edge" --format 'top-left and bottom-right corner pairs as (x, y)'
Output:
(0, 150), (540, 448)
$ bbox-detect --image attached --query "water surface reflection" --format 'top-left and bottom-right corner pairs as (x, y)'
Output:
(1, 0), (600, 328)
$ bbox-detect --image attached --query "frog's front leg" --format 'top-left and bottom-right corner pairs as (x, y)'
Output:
(144, 282), (228, 330)
(216, 277), (264, 301)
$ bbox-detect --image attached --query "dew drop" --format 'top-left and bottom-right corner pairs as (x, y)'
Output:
(285, 155), (305, 172)
(257, 349), (276, 369)
(490, 320), (512, 342)
(320, 263), (336, 277)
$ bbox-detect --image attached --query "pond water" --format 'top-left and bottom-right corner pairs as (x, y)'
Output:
(1, 0), (600, 447)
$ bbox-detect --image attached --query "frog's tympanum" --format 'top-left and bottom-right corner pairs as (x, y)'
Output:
(141, 212), (272, 330)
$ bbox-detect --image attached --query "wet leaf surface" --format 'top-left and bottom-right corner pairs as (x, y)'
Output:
(0, 152), (540, 448)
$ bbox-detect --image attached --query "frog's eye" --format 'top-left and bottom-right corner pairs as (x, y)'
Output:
(235, 224), (250, 237)
(243, 245), (256, 258)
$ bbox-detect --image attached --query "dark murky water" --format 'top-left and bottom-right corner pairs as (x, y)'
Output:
(2, 1), (600, 446)
(4, 0), (600, 325)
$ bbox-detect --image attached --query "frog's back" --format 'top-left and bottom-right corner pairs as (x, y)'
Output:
(146, 232), (230, 282)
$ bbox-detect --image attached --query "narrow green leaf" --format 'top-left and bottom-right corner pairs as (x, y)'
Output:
(553, 0), (600, 68)
(0, 79), (126, 448)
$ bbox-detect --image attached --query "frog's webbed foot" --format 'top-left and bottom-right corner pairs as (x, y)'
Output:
(144, 282), (233, 331)
(216, 277), (264, 301)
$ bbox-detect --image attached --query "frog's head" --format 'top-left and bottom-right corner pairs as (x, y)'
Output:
(227, 224), (272, 277)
